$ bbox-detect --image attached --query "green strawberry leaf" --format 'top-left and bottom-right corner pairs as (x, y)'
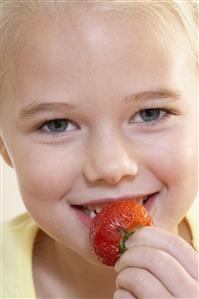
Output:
(119, 225), (144, 254)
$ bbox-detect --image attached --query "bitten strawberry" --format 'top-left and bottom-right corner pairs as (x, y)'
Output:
(90, 199), (153, 266)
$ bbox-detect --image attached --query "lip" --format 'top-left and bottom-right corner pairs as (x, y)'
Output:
(73, 192), (158, 207)
(71, 205), (92, 229)
(71, 191), (159, 228)
(143, 192), (159, 213)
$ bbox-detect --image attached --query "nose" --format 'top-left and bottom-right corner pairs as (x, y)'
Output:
(83, 134), (138, 185)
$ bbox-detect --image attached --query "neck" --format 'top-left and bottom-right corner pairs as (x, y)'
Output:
(53, 240), (117, 293)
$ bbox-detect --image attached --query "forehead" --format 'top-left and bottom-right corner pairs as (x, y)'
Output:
(11, 8), (195, 105)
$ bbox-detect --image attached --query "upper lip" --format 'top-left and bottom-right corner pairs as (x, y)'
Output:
(73, 191), (159, 207)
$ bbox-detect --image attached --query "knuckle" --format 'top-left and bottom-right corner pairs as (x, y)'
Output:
(151, 250), (168, 267)
(116, 268), (150, 289)
(169, 236), (186, 252)
(131, 268), (150, 287)
(116, 269), (130, 288)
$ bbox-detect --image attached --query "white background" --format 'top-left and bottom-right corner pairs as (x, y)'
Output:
(1, 156), (26, 222)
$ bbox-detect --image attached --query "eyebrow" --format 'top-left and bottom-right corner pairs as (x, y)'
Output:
(19, 88), (182, 120)
(124, 88), (182, 103)
(19, 102), (76, 120)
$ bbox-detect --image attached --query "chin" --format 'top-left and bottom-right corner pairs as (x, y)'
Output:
(80, 248), (113, 268)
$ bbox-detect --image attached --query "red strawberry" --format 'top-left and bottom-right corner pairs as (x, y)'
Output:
(90, 199), (153, 266)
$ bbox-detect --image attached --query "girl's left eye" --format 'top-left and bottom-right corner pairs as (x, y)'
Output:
(131, 108), (170, 124)
(39, 119), (77, 134)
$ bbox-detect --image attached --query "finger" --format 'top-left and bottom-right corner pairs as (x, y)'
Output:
(116, 246), (197, 297)
(125, 227), (198, 280)
(113, 288), (137, 299)
(116, 267), (173, 298)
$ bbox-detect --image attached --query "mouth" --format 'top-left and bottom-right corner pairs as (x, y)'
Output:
(72, 192), (158, 220)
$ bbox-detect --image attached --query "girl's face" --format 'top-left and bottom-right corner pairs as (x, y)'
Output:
(1, 9), (197, 265)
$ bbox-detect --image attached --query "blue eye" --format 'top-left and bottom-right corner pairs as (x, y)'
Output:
(40, 119), (77, 134)
(139, 109), (162, 122)
(131, 108), (170, 124)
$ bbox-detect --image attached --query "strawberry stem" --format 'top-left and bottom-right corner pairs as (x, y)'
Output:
(119, 231), (134, 254)
(119, 225), (144, 254)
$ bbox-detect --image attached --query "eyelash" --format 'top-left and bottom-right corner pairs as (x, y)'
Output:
(131, 107), (176, 126)
(37, 118), (78, 138)
(36, 107), (177, 137)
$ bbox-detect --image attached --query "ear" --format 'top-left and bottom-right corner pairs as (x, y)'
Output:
(0, 137), (13, 168)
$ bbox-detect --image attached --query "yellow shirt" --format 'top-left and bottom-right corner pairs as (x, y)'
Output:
(1, 199), (199, 299)
(1, 213), (37, 298)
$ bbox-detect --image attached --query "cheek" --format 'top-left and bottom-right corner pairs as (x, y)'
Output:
(14, 147), (83, 206)
(142, 128), (197, 198)
(142, 128), (197, 228)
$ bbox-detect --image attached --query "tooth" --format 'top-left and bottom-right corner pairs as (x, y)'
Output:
(83, 207), (90, 216)
(88, 205), (94, 212)
(90, 211), (96, 219)
(95, 207), (102, 214)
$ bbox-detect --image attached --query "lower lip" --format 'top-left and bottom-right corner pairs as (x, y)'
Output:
(144, 192), (158, 212)
(72, 193), (158, 227)
(72, 206), (92, 229)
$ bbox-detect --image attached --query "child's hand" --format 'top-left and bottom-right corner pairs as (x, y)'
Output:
(113, 227), (199, 299)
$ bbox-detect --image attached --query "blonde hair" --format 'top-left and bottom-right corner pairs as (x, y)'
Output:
(0, 0), (198, 100)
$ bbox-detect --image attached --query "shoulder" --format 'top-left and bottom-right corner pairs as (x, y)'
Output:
(1, 213), (39, 298)
(3, 212), (35, 230)
(2, 212), (39, 248)
(2, 212), (36, 244)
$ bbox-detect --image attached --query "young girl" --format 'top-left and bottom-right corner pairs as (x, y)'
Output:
(1, 1), (198, 298)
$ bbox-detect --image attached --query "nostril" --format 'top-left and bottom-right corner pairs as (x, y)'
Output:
(84, 168), (137, 185)
(83, 149), (138, 184)
(105, 175), (122, 185)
